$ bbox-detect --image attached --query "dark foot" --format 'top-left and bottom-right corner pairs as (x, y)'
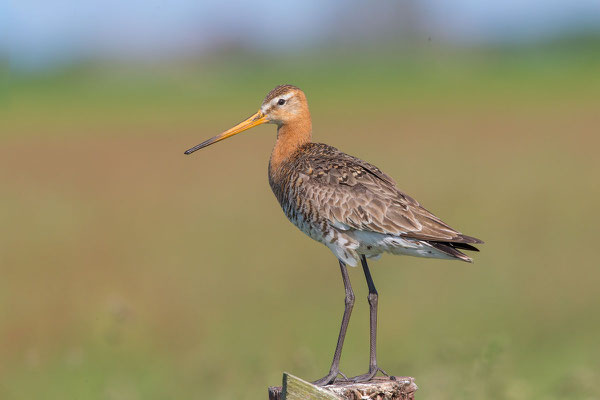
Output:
(313, 370), (348, 386)
(347, 367), (391, 383)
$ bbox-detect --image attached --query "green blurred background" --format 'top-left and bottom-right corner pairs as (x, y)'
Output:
(2, 2), (600, 399)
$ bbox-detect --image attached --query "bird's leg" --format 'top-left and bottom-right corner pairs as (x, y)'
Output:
(348, 255), (392, 383)
(313, 260), (355, 386)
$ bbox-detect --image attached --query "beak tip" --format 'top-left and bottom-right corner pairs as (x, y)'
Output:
(184, 146), (200, 155)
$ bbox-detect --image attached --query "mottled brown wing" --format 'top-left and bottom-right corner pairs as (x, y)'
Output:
(299, 144), (482, 244)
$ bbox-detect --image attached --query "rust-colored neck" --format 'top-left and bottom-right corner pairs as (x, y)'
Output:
(269, 114), (312, 174)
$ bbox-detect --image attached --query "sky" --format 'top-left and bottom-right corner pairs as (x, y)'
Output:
(4, 0), (600, 70)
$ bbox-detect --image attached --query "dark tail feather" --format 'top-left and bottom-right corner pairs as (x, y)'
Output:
(450, 242), (480, 252)
(428, 241), (479, 263)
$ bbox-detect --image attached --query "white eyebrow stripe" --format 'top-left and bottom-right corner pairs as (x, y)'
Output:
(261, 92), (295, 113)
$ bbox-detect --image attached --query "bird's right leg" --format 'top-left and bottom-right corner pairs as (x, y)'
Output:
(313, 260), (355, 386)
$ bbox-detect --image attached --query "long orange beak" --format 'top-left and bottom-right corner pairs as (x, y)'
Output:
(184, 111), (268, 155)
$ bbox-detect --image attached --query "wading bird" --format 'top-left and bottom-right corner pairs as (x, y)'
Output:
(184, 85), (482, 386)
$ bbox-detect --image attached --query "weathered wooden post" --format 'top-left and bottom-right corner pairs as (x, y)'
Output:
(268, 373), (417, 400)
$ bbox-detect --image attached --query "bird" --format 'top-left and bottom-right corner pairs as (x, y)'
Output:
(184, 84), (483, 386)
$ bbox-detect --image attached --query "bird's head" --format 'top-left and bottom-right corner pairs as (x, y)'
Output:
(185, 84), (310, 155)
(259, 84), (309, 126)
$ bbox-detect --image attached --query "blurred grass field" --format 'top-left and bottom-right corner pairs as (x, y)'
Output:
(2, 43), (600, 399)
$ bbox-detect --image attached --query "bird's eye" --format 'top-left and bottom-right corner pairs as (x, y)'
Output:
(278, 99), (286, 106)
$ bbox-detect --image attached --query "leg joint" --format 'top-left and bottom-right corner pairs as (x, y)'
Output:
(367, 292), (378, 306)
(345, 292), (355, 307)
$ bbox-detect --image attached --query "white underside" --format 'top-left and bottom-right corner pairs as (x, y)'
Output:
(324, 229), (456, 267)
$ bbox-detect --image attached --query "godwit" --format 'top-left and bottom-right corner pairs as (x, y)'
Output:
(185, 84), (482, 385)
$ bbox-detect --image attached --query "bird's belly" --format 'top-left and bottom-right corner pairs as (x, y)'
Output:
(283, 204), (328, 244)
(281, 203), (363, 265)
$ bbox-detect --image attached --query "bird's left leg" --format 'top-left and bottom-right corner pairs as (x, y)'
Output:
(313, 260), (354, 386)
(348, 255), (392, 383)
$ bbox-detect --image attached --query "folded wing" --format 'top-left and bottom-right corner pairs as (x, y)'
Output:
(298, 144), (483, 246)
